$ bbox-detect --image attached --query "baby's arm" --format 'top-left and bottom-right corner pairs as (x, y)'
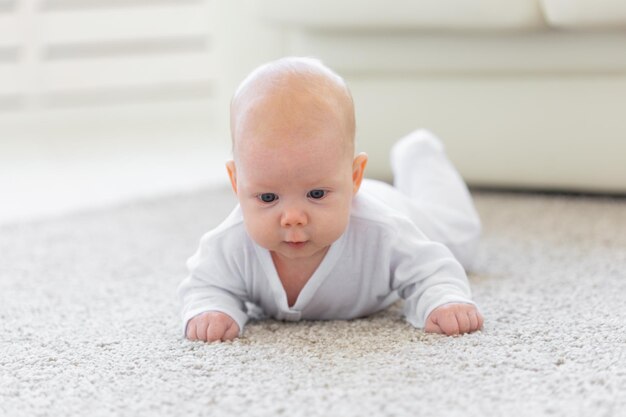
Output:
(186, 311), (240, 342)
(425, 303), (483, 335)
(178, 231), (250, 343)
(389, 216), (484, 336)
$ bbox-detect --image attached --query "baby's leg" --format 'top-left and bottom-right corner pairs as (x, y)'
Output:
(362, 130), (481, 269)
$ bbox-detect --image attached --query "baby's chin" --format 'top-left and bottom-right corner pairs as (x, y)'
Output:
(269, 241), (332, 260)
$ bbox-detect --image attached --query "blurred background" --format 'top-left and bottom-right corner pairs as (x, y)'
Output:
(1, 0), (228, 224)
(1, 0), (625, 224)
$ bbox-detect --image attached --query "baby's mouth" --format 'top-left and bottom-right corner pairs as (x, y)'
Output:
(285, 241), (307, 249)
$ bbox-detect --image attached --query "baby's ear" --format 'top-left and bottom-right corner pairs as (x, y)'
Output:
(352, 153), (368, 194)
(225, 160), (238, 194)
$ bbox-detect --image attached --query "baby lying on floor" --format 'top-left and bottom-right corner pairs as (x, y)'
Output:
(178, 57), (484, 342)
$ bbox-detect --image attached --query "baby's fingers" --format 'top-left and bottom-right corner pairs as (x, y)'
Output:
(205, 313), (238, 342)
(187, 315), (212, 341)
(456, 311), (471, 334)
(185, 320), (198, 340)
(195, 317), (210, 341)
(425, 304), (483, 336)
(468, 310), (484, 332)
(185, 312), (215, 341)
(206, 319), (229, 342)
(223, 321), (240, 341)
(438, 313), (460, 335)
(424, 317), (443, 334)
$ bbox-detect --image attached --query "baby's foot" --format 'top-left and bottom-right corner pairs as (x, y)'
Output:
(389, 129), (481, 269)
(391, 129), (444, 174)
(390, 129), (449, 198)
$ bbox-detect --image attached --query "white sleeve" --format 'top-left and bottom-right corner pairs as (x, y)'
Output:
(388, 216), (476, 328)
(177, 236), (249, 337)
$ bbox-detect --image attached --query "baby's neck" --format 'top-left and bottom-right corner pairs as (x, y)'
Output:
(271, 247), (330, 307)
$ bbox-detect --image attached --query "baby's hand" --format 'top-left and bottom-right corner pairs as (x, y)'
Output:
(425, 303), (483, 336)
(185, 311), (240, 342)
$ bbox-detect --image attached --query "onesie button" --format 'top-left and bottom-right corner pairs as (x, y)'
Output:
(285, 312), (301, 321)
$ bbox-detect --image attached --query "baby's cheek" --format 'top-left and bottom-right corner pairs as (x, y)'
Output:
(244, 215), (277, 248)
(321, 208), (350, 242)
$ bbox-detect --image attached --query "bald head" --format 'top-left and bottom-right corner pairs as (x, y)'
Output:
(229, 57), (356, 158)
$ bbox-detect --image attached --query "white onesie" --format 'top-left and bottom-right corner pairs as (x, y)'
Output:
(178, 129), (481, 335)
(178, 191), (475, 335)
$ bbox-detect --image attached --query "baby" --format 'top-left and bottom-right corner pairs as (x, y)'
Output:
(178, 57), (484, 342)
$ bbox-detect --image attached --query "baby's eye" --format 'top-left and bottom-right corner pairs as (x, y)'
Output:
(307, 189), (327, 200)
(258, 193), (278, 203)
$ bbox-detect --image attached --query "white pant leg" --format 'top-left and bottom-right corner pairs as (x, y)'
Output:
(362, 129), (481, 270)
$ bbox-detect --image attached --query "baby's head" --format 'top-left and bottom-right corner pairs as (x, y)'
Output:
(226, 57), (368, 262)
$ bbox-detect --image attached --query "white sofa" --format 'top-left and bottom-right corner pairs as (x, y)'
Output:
(214, 0), (626, 194)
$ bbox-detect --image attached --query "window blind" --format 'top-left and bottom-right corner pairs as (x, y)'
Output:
(0, 0), (215, 113)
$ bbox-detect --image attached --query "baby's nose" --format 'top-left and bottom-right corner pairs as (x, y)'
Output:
(280, 207), (308, 227)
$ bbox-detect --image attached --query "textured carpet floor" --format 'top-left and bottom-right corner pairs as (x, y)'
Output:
(1, 187), (625, 417)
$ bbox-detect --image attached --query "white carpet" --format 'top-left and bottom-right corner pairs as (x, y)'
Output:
(1, 187), (625, 417)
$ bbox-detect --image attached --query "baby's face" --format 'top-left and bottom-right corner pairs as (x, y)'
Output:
(227, 93), (365, 263)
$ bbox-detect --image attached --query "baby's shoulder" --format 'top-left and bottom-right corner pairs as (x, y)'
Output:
(347, 193), (432, 254)
(187, 205), (251, 270)
(198, 205), (248, 247)
(350, 191), (414, 231)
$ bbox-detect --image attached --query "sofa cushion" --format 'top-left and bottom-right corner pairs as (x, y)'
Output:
(253, 0), (547, 31)
(542, 0), (626, 28)
(287, 31), (626, 73)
